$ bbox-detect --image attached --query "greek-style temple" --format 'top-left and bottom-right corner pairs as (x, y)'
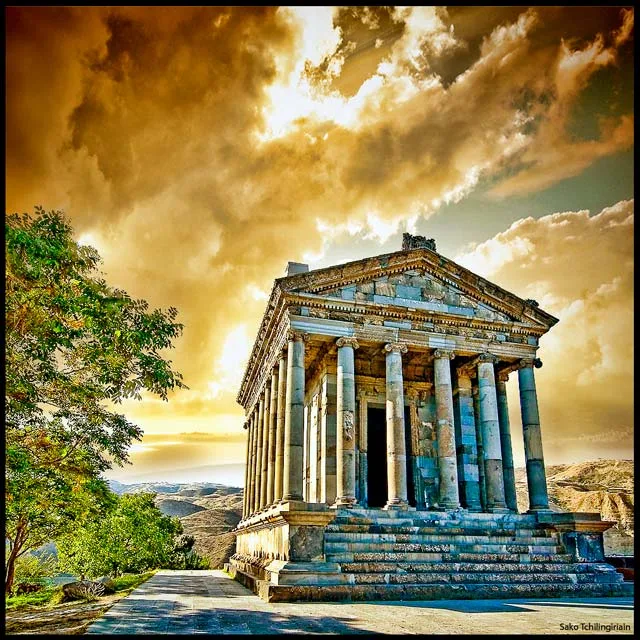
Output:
(227, 235), (631, 602)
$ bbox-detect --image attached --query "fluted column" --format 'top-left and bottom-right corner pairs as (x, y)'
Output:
(266, 366), (279, 506)
(477, 353), (507, 512)
(472, 382), (486, 511)
(253, 396), (264, 513)
(433, 349), (461, 509)
(334, 337), (359, 507)
(283, 331), (306, 502)
(496, 370), (518, 512)
(518, 358), (550, 512)
(274, 351), (287, 502)
(242, 420), (251, 518)
(260, 384), (271, 509)
(384, 342), (409, 509)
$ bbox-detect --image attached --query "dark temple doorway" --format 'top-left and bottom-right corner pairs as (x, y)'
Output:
(367, 407), (387, 507)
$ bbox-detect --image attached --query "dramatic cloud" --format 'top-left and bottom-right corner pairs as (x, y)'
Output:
(5, 7), (633, 478)
(457, 199), (634, 464)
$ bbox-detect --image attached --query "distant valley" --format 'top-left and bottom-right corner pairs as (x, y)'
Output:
(105, 458), (633, 568)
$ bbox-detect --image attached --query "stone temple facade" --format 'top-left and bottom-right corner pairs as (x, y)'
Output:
(227, 235), (631, 602)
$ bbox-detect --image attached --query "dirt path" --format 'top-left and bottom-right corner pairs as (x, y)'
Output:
(6, 591), (130, 635)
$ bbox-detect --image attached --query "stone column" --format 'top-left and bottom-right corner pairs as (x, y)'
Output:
(453, 367), (481, 512)
(260, 385), (271, 509)
(518, 358), (550, 512)
(433, 349), (461, 510)
(384, 342), (409, 509)
(242, 420), (251, 519)
(253, 395), (264, 513)
(248, 410), (258, 516)
(266, 367), (279, 506)
(334, 337), (359, 507)
(274, 351), (287, 502)
(496, 370), (518, 512)
(283, 331), (306, 502)
(477, 354), (507, 512)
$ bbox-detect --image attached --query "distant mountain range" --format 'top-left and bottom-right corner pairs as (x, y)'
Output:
(103, 458), (633, 568)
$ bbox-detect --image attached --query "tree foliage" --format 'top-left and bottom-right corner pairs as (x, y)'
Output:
(57, 493), (208, 578)
(5, 208), (187, 593)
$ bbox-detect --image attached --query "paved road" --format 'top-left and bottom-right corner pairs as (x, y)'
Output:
(86, 570), (634, 635)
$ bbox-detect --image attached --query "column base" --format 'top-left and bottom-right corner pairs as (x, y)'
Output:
(435, 502), (462, 511)
(528, 507), (553, 514)
(330, 497), (358, 509)
(383, 500), (410, 510)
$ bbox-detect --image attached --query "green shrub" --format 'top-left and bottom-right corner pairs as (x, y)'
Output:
(11, 553), (58, 593)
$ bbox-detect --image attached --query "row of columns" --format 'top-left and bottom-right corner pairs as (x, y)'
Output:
(242, 334), (549, 519)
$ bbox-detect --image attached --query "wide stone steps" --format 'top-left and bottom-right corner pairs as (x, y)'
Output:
(263, 581), (634, 603)
(326, 541), (562, 554)
(326, 524), (556, 537)
(349, 571), (622, 585)
(326, 551), (575, 563)
(338, 561), (616, 574)
(325, 532), (559, 545)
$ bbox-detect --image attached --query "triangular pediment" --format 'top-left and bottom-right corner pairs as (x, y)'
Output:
(278, 249), (558, 329)
(320, 268), (515, 323)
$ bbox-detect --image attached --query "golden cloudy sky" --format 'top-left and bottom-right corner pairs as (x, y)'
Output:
(6, 7), (634, 484)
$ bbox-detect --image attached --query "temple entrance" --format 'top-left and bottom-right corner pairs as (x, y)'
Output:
(367, 407), (387, 507)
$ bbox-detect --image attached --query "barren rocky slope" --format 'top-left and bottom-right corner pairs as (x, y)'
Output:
(515, 459), (634, 555)
(109, 459), (633, 566)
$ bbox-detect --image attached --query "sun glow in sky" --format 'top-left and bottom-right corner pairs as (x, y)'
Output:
(5, 6), (634, 484)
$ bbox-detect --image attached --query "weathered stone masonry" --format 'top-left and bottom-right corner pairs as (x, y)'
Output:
(228, 234), (631, 602)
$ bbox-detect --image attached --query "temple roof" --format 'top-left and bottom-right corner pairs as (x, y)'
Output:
(237, 237), (559, 409)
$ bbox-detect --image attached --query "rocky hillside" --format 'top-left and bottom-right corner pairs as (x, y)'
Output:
(109, 481), (244, 569)
(515, 459), (634, 556)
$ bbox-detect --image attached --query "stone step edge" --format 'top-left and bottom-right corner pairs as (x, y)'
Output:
(326, 553), (575, 563)
(336, 562), (618, 574)
(261, 581), (634, 603)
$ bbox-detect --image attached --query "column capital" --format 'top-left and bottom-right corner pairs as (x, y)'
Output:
(336, 336), (360, 350)
(434, 349), (455, 360)
(519, 357), (543, 369)
(384, 342), (408, 354)
(477, 352), (498, 364)
(497, 371), (510, 383)
(287, 329), (309, 342)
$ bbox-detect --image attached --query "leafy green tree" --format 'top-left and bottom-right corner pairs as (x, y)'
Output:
(57, 493), (206, 578)
(5, 207), (187, 593)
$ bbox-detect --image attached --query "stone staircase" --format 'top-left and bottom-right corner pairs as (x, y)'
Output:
(311, 508), (632, 601)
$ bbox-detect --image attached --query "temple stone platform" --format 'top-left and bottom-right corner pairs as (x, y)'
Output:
(229, 236), (633, 604)
(227, 504), (633, 603)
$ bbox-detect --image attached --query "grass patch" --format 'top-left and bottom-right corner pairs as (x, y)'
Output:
(5, 585), (61, 610)
(112, 571), (156, 593)
(5, 571), (155, 611)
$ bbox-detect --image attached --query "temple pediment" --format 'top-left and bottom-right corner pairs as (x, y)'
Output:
(313, 269), (514, 323)
(279, 248), (558, 330)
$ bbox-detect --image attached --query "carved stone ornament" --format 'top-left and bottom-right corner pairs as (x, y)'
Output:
(477, 352), (498, 364)
(497, 371), (510, 383)
(402, 233), (436, 252)
(519, 357), (543, 369)
(384, 342), (408, 354)
(525, 298), (540, 307)
(344, 410), (354, 441)
(433, 349), (455, 360)
(336, 337), (360, 350)
(286, 329), (309, 342)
